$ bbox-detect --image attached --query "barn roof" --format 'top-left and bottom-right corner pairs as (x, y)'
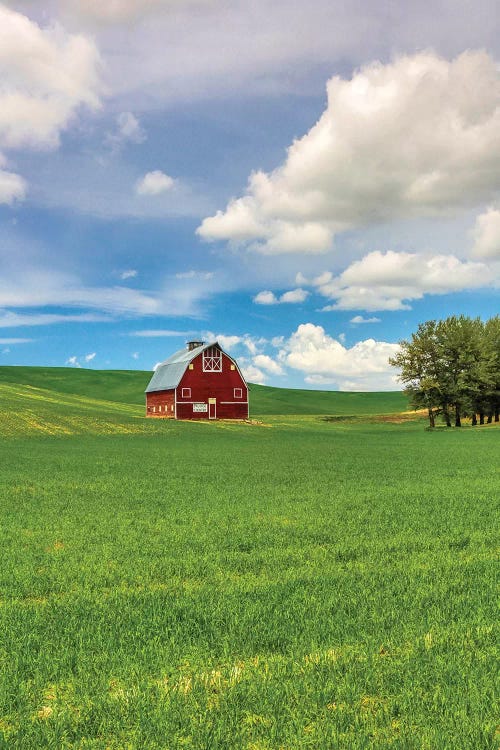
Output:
(145, 341), (220, 393)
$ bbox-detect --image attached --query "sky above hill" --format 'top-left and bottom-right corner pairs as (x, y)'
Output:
(0, 0), (499, 390)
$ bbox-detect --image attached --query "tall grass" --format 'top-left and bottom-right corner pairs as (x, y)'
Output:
(0, 372), (497, 748)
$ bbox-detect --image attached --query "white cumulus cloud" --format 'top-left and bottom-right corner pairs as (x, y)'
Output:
(279, 288), (309, 303)
(0, 5), (101, 202)
(198, 51), (500, 254)
(254, 290), (278, 305)
(0, 5), (101, 149)
(279, 323), (399, 390)
(213, 334), (242, 351)
(471, 206), (500, 259)
(136, 170), (175, 195)
(84, 352), (96, 362)
(253, 354), (284, 376)
(240, 363), (267, 384)
(350, 315), (381, 324)
(253, 288), (309, 305)
(314, 251), (491, 311)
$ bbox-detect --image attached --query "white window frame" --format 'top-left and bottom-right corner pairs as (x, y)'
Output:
(234, 387), (243, 398)
(202, 346), (222, 373)
(181, 387), (191, 399)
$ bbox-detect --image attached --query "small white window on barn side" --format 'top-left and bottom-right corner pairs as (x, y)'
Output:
(182, 387), (191, 399)
(203, 346), (222, 372)
(234, 388), (242, 398)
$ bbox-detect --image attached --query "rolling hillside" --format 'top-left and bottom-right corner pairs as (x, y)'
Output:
(0, 366), (150, 405)
(0, 366), (408, 417)
(248, 382), (407, 415)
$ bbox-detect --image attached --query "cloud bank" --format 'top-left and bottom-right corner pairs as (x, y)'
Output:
(198, 51), (500, 255)
(0, 4), (101, 203)
(281, 323), (399, 390)
(313, 251), (491, 311)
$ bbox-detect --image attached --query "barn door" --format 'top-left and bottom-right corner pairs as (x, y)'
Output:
(208, 398), (216, 419)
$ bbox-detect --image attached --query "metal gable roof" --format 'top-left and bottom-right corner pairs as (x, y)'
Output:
(145, 342), (218, 393)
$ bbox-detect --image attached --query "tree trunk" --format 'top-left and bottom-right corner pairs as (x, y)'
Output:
(455, 404), (461, 427)
(428, 408), (435, 428)
(479, 413), (485, 425)
(471, 413), (477, 426)
(495, 408), (499, 423)
(443, 407), (452, 427)
(487, 413), (493, 424)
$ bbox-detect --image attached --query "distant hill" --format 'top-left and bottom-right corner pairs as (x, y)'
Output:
(0, 366), (149, 405)
(248, 383), (407, 415)
(0, 366), (408, 416)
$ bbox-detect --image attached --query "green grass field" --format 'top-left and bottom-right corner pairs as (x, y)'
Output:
(0, 367), (498, 749)
(0, 366), (408, 416)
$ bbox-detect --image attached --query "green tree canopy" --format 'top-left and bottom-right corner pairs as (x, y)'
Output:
(389, 315), (499, 428)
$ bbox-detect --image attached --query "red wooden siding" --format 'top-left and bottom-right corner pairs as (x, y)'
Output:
(145, 389), (175, 418)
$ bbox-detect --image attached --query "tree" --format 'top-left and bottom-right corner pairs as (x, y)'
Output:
(389, 315), (499, 428)
(483, 316), (500, 422)
(435, 316), (484, 427)
(389, 321), (447, 428)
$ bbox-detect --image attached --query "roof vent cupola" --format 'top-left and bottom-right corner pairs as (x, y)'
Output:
(187, 340), (205, 351)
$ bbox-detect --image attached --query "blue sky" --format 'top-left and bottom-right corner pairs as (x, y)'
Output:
(0, 0), (499, 390)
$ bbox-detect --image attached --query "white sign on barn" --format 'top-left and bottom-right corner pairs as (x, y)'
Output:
(193, 403), (208, 413)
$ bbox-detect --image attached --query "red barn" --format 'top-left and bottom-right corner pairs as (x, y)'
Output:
(145, 341), (249, 420)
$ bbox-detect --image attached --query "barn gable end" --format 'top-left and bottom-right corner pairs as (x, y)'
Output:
(145, 341), (248, 420)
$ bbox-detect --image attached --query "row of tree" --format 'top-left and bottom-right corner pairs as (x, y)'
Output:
(389, 315), (500, 428)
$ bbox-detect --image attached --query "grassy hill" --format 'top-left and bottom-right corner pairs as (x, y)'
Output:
(248, 382), (407, 415)
(0, 366), (408, 416)
(0, 366), (150, 405)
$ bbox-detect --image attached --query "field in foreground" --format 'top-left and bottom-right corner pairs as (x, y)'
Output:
(0, 369), (498, 749)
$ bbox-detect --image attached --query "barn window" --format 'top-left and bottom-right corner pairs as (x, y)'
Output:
(153, 406), (156, 413)
(189, 364), (194, 370)
(182, 387), (191, 399)
(234, 388), (242, 398)
(230, 364), (235, 371)
(171, 405), (174, 412)
(202, 346), (222, 372)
